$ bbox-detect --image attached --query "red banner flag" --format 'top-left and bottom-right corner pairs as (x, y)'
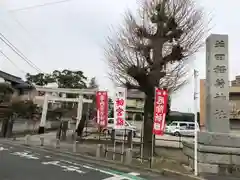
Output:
(96, 91), (108, 127)
(153, 88), (168, 135)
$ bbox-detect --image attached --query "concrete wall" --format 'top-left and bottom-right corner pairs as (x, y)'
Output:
(0, 120), (60, 133)
(183, 132), (240, 175)
(155, 146), (188, 164)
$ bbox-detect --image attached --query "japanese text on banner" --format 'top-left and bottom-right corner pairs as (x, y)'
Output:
(96, 91), (108, 127)
(114, 87), (127, 129)
(153, 88), (168, 136)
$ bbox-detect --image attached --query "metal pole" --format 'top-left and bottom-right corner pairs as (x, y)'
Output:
(121, 129), (126, 162)
(150, 133), (154, 168)
(113, 131), (116, 160)
(194, 69), (198, 176)
(140, 121), (144, 163)
(85, 101), (90, 137)
(96, 109), (101, 140)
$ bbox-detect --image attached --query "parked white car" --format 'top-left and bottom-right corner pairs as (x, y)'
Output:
(107, 118), (137, 137)
(165, 121), (200, 137)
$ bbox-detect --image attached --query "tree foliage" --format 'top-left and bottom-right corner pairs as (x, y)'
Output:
(26, 69), (88, 89)
(52, 70), (87, 89)
(26, 69), (88, 110)
(10, 100), (38, 119)
(26, 73), (51, 86)
(0, 83), (14, 103)
(105, 0), (207, 152)
(88, 77), (98, 89)
(88, 77), (99, 119)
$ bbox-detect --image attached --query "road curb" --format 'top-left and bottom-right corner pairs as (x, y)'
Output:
(1, 139), (205, 180)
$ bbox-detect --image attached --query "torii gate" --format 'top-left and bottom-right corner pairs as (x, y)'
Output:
(34, 86), (97, 134)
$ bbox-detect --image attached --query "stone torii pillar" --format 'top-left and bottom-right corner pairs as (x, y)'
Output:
(75, 95), (83, 130)
(38, 94), (49, 134)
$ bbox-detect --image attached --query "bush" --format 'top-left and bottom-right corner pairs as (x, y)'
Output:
(10, 100), (38, 119)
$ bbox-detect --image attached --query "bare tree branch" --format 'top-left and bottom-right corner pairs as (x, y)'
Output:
(105, 0), (208, 94)
(104, 0), (208, 150)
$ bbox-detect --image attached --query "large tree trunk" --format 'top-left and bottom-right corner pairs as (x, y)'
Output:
(143, 90), (155, 158)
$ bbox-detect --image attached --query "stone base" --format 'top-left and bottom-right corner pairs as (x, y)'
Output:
(182, 131), (240, 176)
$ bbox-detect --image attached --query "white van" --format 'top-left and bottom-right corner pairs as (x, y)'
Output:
(165, 121), (200, 137)
(106, 118), (137, 137)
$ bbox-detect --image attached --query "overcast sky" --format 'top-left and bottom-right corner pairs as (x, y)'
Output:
(0, 0), (239, 112)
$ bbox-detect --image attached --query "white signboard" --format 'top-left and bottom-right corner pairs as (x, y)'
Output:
(114, 87), (127, 129)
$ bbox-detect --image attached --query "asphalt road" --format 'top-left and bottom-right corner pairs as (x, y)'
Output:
(0, 142), (174, 180)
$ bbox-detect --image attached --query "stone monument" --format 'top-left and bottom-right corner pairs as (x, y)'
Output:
(205, 34), (230, 132)
(182, 34), (240, 176)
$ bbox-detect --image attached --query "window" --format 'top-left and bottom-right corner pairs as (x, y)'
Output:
(180, 123), (188, 128)
(187, 124), (195, 130)
(135, 113), (143, 121)
(108, 119), (114, 124)
(127, 112), (133, 120)
(170, 122), (178, 126)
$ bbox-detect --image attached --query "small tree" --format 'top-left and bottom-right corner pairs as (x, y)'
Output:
(105, 0), (207, 154)
(10, 100), (38, 119)
(0, 83), (14, 103)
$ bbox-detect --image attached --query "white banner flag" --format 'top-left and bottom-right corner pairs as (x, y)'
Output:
(114, 87), (127, 129)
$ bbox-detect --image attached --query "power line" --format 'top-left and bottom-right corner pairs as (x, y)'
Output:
(0, 33), (42, 73)
(0, 33), (42, 72)
(0, 50), (26, 74)
(8, 13), (48, 51)
(9, 0), (75, 12)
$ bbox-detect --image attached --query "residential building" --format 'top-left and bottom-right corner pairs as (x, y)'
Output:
(0, 70), (35, 102)
(200, 78), (240, 129)
(126, 89), (195, 122)
(126, 89), (145, 121)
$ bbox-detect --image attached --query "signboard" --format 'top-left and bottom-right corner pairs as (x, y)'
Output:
(96, 91), (108, 127)
(114, 87), (127, 129)
(153, 88), (168, 135)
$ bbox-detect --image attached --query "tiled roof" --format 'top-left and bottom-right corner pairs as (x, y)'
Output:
(0, 70), (34, 89)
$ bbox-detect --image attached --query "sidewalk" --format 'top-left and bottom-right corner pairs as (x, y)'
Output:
(18, 131), (189, 148)
(16, 131), (98, 156)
